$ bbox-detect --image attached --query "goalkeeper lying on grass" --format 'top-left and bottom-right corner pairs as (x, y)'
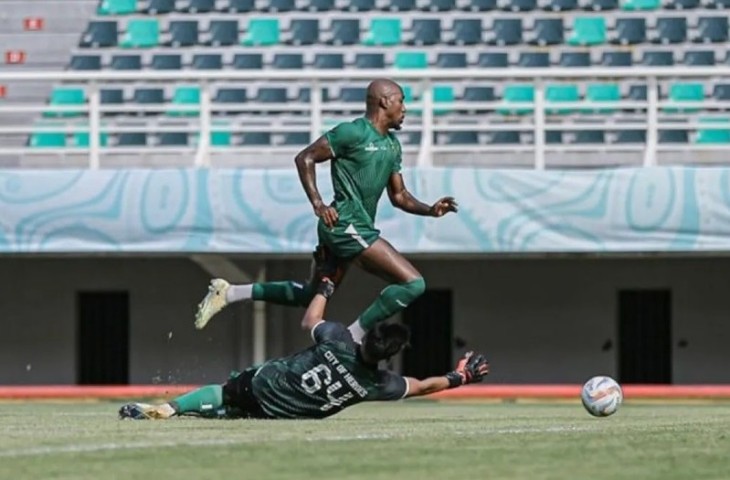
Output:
(119, 278), (489, 420)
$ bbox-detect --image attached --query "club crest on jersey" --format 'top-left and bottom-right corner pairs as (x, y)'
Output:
(364, 142), (379, 152)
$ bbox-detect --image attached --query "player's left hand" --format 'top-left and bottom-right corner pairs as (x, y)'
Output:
(454, 351), (489, 385)
(429, 197), (458, 217)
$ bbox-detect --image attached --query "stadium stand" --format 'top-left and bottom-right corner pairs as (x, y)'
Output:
(0, 0), (729, 168)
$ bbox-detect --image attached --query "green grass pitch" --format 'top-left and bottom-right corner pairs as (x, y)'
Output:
(1, 400), (729, 480)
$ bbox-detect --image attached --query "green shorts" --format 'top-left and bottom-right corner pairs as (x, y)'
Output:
(317, 219), (380, 259)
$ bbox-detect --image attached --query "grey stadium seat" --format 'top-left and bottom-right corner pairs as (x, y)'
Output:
(601, 51), (632, 66)
(355, 53), (385, 69)
(241, 132), (271, 146)
(384, 0), (417, 10)
(694, 17), (728, 43)
(529, 18), (563, 45)
(70, 55), (101, 70)
(438, 131), (479, 144)
(272, 53), (304, 69)
(477, 52), (509, 67)
(208, 20), (238, 46)
(314, 53), (344, 69)
(501, 0), (537, 10)
(684, 51), (715, 65)
(229, 0), (254, 11)
(665, 0), (699, 8)
(167, 21), (199, 47)
(642, 51), (674, 66)
(256, 88), (288, 103)
(543, 0), (577, 10)
(518, 52), (550, 67)
(450, 19), (482, 45)
(111, 54), (142, 70)
(612, 18), (646, 45)
(214, 88), (247, 114)
(435, 52), (467, 68)
(266, 0), (295, 11)
(712, 84), (730, 100)
(651, 17), (686, 44)
(232, 54), (263, 69)
(407, 19), (441, 45)
(614, 130), (646, 143)
(159, 132), (188, 146)
(80, 21), (117, 47)
(659, 130), (689, 143)
(487, 19), (522, 45)
(308, 0), (335, 10)
(192, 54), (222, 70)
(459, 0), (497, 9)
(347, 0), (376, 10)
(419, 0), (457, 10)
(340, 87), (367, 102)
(151, 54), (182, 70)
(560, 52), (591, 67)
(118, 133), (147, 146)
(585, 0), (617, 8)
(146, 0), (175, 13)
(327, 19), (360, 45)
(280, 132), (310, 145)
(287, 19), (319, 45)
(184, 0), (216, 12)
(489, 131), (521, 144)
(133, 88), (165, 104)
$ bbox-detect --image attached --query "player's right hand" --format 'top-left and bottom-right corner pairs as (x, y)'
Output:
(454, 351), (489, 385)
(314, 203), (339, 228)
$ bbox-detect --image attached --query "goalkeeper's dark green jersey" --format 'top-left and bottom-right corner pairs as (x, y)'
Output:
(251, 322), (408, 419)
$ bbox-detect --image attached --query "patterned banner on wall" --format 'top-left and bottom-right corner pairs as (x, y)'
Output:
(0, 167), (729, 254)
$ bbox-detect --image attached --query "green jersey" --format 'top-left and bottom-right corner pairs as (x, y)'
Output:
(251, 322), (408, 419)
(324, 117), (403, 229)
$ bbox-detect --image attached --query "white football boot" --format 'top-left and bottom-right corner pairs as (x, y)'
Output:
(194, 278), (231, 330)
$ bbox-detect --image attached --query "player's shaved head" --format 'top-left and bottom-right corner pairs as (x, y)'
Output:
(366, 79), (403, 112)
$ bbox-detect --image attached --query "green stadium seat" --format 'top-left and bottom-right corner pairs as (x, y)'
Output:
(546, 84), (579, 114)
(568, 17), (606, 46)
(620, 0), (660, 9)
(167, 86), (200, 117)
(29, 131), (66, 148)
(696, 118), (730, 144)
(241, 19), (280, 46)
(499, 84), (534, 115)
(665, 83), (704, 113)
(211, 121), (232, 146)
(73, 131), (109, 147)
(120, 19), (159, 48)
(43, 88), (85, 118)
(362, 18), (401, 46)
(98, 0), (137, 14)
(433, 85), (454, 115)
(585, 83), (620, 113)
(394, 51), (428, 69)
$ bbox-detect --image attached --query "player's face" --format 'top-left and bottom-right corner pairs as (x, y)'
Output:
(386, 91), (406, 130)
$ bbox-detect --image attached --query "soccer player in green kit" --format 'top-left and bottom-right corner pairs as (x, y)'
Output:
(120, 278), (489, 420)
(194, 79), (458, 343)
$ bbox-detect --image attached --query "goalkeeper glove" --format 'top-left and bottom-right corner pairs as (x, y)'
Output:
(445, 351), (489, 389)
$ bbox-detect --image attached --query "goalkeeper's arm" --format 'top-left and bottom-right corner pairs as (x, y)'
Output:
(404, 351), (489, 398)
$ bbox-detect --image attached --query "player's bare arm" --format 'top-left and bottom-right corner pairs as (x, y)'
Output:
(404, 351), (489, 398)
(387, 172), (459, 217)
(295, 136), (339, 228)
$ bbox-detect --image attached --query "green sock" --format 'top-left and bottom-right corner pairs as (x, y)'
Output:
(357, 277), (426, 331)
(170, 385), (223, 416)
(252, 281), (314, 307)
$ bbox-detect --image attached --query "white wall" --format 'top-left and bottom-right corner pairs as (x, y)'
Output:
(0, 256), (729, 385)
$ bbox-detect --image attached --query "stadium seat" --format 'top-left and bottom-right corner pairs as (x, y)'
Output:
(651, 17), (686, 44)
(659, 130), (689, 143)
(241, 19), (279, 46)
(459, 0), (497, 8)
(694, 17), (728, 43)
(713, 84), (730, 100)
(614, 130), (646, 143)
(286, 19), (319, 45)
(560, 52), (591, 67)
(582, 0), (618, 9)
(133, 88), (164, 105)
(118, 133), (147, 146)
(229, 0), (254, 11)
(279, 132), (310, 145)
(208, 20), (239, 46)
(612, 18), (646, 44)
(573, 130), (605, 143)
(488, 131), (521, 144)
(167, 21), (198, 47)
(545, 131), (562, 143)
(696, 118), (730, 144)
(111, 54), (142, 70)
(642, 51), (674, 65)
(273, 53), (304, 69)
(568, 17), (606, 45)
(684, 51), (715, 65)
(435, 52), (467, 68)
(705, 0), (730, 7)
(30, 130), (66, 148)
(70, 55), (101, 70)
(601, 51), (632, 66)
(407, 19), (441, 45)
(146, 0), (175, 13)
(628, 84), (647, 101)
(241, 132), (271, 145)
(256, 87), (288, 103)
(184, 0), (216, 12)
(151, 54), (182, 70)
(214, 88), (247, 114)
(158, 132), (188, 146)
(210, 123), (232, 147)
(168, 86), (200, 117)
(381, 0), (416, 10)
(665, 0), (699, 7)
(313, 53), (344, 69)
(101, 89), (124, 106)
(476, 52), (509, 67)
(438, 131), (479, 144)
(121, 19), (159, 48)
(192, 54), (222, 69)
(72, 131), (109, 147)
(433, 85), (455, 115)
(340, 87), (367, 102)
(620, 0), (660, 9)
(500, 0), (537, 11)
(585, 83), (620, 113)
(529, 18), (563, 45)
(542, 0), (577, 9)
(347, 0), (376, 10)
(44, 88), (85, 118)
(98, 0), (137, 15)
(500, 84), (534, 115)
(395, 51), (428, 69)
(463, 86), (495, 102)
(545, 84), (579, 114)
(666, 83), (704, 113)
(487, 19), (522, 45)
(266, 0), (295, 11)
(518, 52), (550, 67)
(449, 19), (482, 45)
(355, 53), (385, 68)
(327, 19), (360, 45)
(362, 18), (401, 45)
(232, 53), (263, 69)
(308, 0), (335, 10)
(419, 0), (457, 10)
(80, 21), (118, 47)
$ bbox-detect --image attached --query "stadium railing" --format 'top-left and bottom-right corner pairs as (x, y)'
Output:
(1, 66), (729, 169)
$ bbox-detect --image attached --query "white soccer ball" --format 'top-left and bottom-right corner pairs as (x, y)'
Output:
(581, 375), (623, 417)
